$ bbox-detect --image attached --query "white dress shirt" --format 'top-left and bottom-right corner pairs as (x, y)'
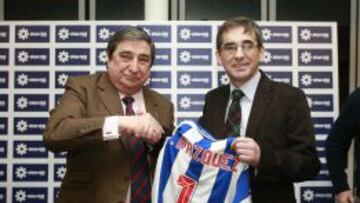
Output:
(225, 71), (261, 137)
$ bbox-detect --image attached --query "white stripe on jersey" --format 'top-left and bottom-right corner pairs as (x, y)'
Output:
(152, 120), (252, 203)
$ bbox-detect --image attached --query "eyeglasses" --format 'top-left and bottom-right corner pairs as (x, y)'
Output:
(221, 41), (258, 54)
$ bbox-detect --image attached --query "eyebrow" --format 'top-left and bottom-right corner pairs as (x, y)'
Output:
(223, 40), (255, 45)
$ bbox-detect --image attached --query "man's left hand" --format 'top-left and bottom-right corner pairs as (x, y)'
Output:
(232, 137), (261, 166)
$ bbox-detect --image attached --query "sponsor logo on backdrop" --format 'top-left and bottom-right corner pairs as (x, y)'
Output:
(54, 188), (60, 203)
(96, 48), (107, 65)
(0, 188), (5, 202)
(15, 25), (49, 42)
(13, 164), (48, 181)
(54, 164), (67, 181)
(306, 94), (333, 112)
(0, 118), (7, 135)
(300, 186), (333, 202)
(0, 94), (7, 112)
(13, 141), (48, 158)
(154, 48), (171, 65)
(53, 151), (67, 158)
(56, 25), (90, 42)
(13, 188), (47, 203)
(96, 25), (128, 42)
(145, 71), (171, 88)
(55, 71), (89, 88)
(14, 117), (48, 135)
(312, 117), (333, 135)
(54, 94), (63, 106)
(177, 94), (205, 112)
(0, 141), (7, 158)
(264, 71), (292, 84)
(177, 48), (212, 65)
(15, 49), (49, 65)
(0, 164), (6, 181)
(0, 71), (8, 88)
(56, 48), (90, 65)
(298, 26), (332, 43)
(14, 94), (48, 112)
(0, 26), (9, 42)
(177, 25), (211, 42)
(217, 71), (229, 86)
(299, 72), (333, 88)
(0, 49), (8, 65)
(315, 157), (331, 181)
(15, 71), (49, 88)
(261, 26), (292, 43)
(299, 49), (332, 66)
(316, 139), (327, 158)
(138, 25), (171, 42)
(177, 71), (211, 88)
(261, 49), (292, 66)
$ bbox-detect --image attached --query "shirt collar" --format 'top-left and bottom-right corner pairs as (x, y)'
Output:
(119, 89), (144, 102)
(230, 70), (261, 102)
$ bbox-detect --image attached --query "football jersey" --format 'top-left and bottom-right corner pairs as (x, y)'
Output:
(152, 120), (251, 203)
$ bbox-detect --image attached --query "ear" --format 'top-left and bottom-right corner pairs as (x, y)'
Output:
(216, 50), (223, 66)
(259, 46), (265, 60)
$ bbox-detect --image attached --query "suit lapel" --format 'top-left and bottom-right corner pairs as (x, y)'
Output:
(246, 72), (273, 138)
(143, 87), (160, 121)
(97, 73), (123, 116)
(215, 86), (230, 138)
(97, 73), (131, 153)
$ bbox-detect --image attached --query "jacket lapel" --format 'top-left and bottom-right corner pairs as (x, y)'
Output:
(97, 73), (131, 153)
(143, 87), (160, 121)
(215, 85), (231, 138)
(246, 72), (273, 138)
(97, 73), (123, 116)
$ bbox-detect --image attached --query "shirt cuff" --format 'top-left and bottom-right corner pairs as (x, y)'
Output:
(102, 116), (120, 141)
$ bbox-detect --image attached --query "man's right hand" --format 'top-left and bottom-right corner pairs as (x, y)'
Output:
(118, 113), (164, 144)
(336, 190), (354, 203)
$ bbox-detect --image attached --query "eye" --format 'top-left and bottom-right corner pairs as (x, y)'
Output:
(241, 41), (255, 50)
(138, 55), (151, 64)
(119, 53), (133, 61)
(222, 44), (237, 52)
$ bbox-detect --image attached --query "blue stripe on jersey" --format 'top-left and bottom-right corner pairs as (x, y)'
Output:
(157, 123), (193, 203)
(233, 168), (250, 203)
(207, 137), (236, 202)
(184, 134), (213, 185)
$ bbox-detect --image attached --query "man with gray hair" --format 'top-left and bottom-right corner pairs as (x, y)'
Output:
(43, 26), (174, 203)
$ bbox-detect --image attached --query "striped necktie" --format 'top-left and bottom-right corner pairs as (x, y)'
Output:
(122, 96), (151, 203)
(225, 89), (244, 137)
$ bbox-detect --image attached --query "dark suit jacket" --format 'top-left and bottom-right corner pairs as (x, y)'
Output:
(43, 72), (174, 203)
(199, 71), (320, 203)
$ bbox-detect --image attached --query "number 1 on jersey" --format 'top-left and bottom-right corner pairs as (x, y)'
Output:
(177, 174), (197, 203)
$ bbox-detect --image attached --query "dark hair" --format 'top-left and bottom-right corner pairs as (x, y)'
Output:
(216, 16), (264, 51)
(106, 26), (155, 66)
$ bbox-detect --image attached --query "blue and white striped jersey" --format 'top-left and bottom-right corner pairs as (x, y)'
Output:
(152, 120), (251, 203)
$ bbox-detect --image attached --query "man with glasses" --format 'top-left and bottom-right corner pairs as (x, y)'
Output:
(199, 16), (320, 202)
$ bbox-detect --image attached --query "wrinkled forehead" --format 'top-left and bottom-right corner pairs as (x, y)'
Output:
(115, 39), (151, 53)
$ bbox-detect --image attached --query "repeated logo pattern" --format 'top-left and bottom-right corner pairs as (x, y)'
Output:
(0, 21), (337, 202)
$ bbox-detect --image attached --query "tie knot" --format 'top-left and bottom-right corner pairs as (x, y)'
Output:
(122, 96), (135, 106)
(232, 89), (244, 101)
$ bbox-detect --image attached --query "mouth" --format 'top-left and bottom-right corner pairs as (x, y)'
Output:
(232, 62), (250, 69)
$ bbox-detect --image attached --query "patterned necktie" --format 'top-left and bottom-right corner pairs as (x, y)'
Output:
(122, 96), (151, 203)
(225, 89), (245, 137)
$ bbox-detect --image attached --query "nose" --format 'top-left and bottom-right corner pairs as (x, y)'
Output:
(128, 58), (140, 72)
(234, 46), (245, 59)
